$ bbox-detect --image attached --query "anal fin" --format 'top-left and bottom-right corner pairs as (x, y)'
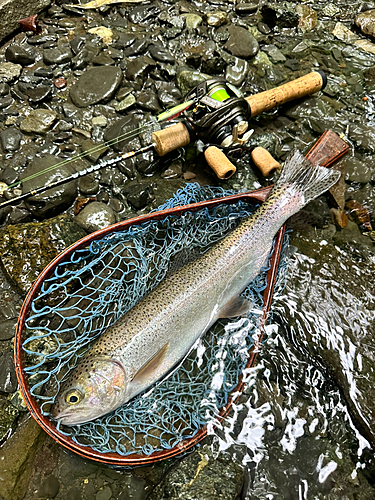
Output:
(218, 296), (253, 319)
(131, 342), (169, 384)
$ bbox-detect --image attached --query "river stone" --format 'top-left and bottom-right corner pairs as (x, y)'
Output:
(149, 43), (175, 63)
(37, 475), (60, 499)
(224, 26), (259, 59)
(225, 58), (249, 86)
(261, 2), (300, 28)
(0, 62), (22, 83)
(126, 183), (150, 210)
(115, 93), (136, 112)
(342, 156), (372, 183)
(0, 127), (22, 152)
(70, 66), (122, 107)
(20, 109), (58, 134)
(0, 416), (44, 500)
(0, 350), (17, 393)
(207, 11), (227, 27)
(43, 46), (73, 65)
(0, 214), (86, 293)
(5, 44), (35, 66)
(149, 447), (245, 500)
(75, 201), (116, 232)
(349, 123), (375, 153)
(125, 55), (155, 81)
(176, 70), (208, 94)
(0, 0), (51, 43)
(356, 9), (375, 38)
(21, 154), (79, 217)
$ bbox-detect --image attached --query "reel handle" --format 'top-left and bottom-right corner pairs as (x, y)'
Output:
(204, 146), (237, 179)
(246, 70), (326, 117)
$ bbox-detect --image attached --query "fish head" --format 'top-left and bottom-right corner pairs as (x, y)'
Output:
(51, 356), (127, 426)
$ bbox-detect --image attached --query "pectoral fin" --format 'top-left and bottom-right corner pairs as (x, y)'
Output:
(131, 342), (169, 384)
(218, 296), (253, 319)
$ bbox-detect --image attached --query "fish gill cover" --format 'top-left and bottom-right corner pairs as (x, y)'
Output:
(21, 184), (289, 457)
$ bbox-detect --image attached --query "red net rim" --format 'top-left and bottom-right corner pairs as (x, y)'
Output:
(14, 186), (285, 466)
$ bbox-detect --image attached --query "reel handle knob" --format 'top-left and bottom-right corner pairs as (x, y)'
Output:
(204, 146), (237, 179)
(246, 70), (326, 117)
(152, 123), (191, 156)
(251, 147), (281, 176)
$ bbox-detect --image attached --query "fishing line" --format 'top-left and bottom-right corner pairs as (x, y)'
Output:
(7, 119), (158, 189)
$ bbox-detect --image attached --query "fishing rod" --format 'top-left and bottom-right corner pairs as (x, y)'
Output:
(0, 70), (327, 210)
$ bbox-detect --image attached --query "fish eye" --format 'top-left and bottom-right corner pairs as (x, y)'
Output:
(65, 389), (83, 405)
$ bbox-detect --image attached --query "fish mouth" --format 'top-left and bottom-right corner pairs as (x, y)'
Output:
(51, 407), (93, 426)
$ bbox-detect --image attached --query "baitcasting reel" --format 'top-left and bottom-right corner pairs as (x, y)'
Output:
(183, 78), (254, 148)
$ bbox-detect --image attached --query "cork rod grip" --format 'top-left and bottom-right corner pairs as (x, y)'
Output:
(204, 146), (236, 179)
(246, 70), (326, 117)
(152, 122), (191, 156)
(251, 147), (281, 176)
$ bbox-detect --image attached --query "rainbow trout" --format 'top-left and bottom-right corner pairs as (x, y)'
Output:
(52, 151), (340, 425)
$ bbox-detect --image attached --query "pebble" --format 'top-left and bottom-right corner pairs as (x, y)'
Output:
(0, 350), (17, 393)
(183, 13), (203, 30)
(206, 11), (228, 27)
(0, 318), (17, 340)
(92, 115), (108, 127)
(24, 85), (52, 103)
(115, 93), (136, 112)
(225, 58), (249, 86)
(54, 77), (67, 88)
(36, 475), (60, 499)
(356, 9), (375, 37)
(148, 43), (175, 63)
(157, 83), (182, 108)
(0, 95), (13, 109)
(75, 201), (116, 232)
(128, 4), (161, 24)
(235, 2), (259, 14)
(0, 166), (18, 184)
(0, 83), (9, 96)
(0, 62), (22, 83)
(137, 90), (161, 112)
(224, 26), (259, 59)
(125, 56), (156, 81)
(96, 485), (112, 500)
(70, 66), (122, 107)
(126, 183), (150, 210)
(78, 174), (100, 195)
(0, 127), (23, 152)
(43, 46), (73, 65)
(5, 44), (35, 66)
(20, 109), (58, 134)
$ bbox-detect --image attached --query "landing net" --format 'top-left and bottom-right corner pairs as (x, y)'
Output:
(22, 183), (287, 457)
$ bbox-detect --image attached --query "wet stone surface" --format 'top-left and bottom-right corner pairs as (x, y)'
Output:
(0, 0), (374, 498)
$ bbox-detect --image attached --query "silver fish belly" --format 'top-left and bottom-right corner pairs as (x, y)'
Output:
(52, 150), (340, 425)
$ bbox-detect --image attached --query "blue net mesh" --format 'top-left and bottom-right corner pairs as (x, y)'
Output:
(22, 183), (287, 457)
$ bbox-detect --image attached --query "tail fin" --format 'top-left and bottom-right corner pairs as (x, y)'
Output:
(276, 150), (340, 205)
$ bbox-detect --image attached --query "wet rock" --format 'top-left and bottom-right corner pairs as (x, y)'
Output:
(21, 154), (79, 217)
(284, 97), (343, 135)
(27, 33), (57, 45)
(225, 58), (249, 86)
(43, 45), (73, 65)
(0, 94), (13, 109)
(0, 350), (17, 393)
(126, 183), (150, 210)
(0, 318), (17, 340)
(37, 475), (60, 499)
(75, 201), (116, 232)
(261, 2), (300, 28)
(333, 220), (372, 247)
(123, 38), (150, 57)
(0, 127), (22, 152)
(0, 416), (44, 500)
(157, 83), (182, 108)
(224, 26), (259, 59)
(92, 52), (115, 65)
(70, 65), (122, 107)
(349, 123), (375, 153)
(183, 13), (203, 30)
(206, 11), (227, 27)
(0, 82), (10, 96)
(0, 214), (86, 293)
(356, 9), (375, 38)
(24, 85), (52, 103)
(0, 0), (51, 43)
(103, 114), (138, 152)
(0, 62), (22, 83)
(177, 70), (208, 94)
(263, 44), (287, 63)
(20, 108), (58, 134)
(0, 400), (19, 444)
(149, 447), (245, 500)
(235, 2), (259, 14)
(296, 4), (318, 32)
(128, 4), (161, 25)
(115, 93), (136, 112)
(125, 55), (156, 81)
(5, 44), (35, 66)
(332, 22), (359, 44)
(137, 90), (161, 112)
(342, 156), (372, 183)
(149, 43), (175, 63)
(96, 485), (112, 500)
